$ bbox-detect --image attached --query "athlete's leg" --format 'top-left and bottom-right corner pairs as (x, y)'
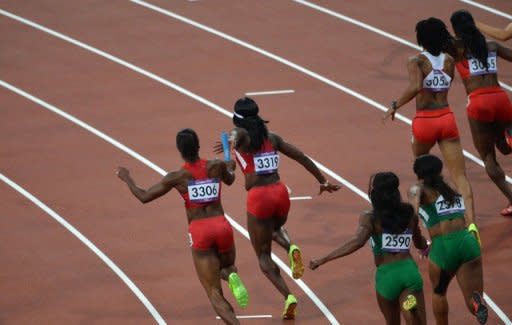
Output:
(247, 213), (291, 298)
(272, 217), (291, 252)
(438, 139), (476, 223)
(192, 249), (239, 325)
(495, 120), (512, 155)
(376, 292), (401, 325)
(412, 138), (435, 157)
(469, 118), (512, 205)
(400, 289), (426, 325)
(429, 261), (454, 325)
(456, 256), (487, 323)
(219, 246), (237, 281)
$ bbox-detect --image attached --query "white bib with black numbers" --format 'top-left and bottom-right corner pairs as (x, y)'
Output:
(434, 195), (465, 216)
(253, 151), (279, 175)
(382, 232), (412, 253)
(422, 52), (452, 92)
(468, 52), (497, 76)
(187, 178), (220, 204)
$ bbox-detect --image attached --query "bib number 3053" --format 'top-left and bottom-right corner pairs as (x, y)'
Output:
(188, 179), (220, 203)
(382, 233), (412, 252)
(254, 152), (279, 175)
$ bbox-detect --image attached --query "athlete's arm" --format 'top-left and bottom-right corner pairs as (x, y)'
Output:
(495, 41), (512, 61)
(309, 212), (373, 270)
(220, 160), (236, 185)
(271, 133), (340, 194)
(408, 184), (422, 214)
(412, 214), (429, 250)
(476, 21), (512, 41)
(117, 167), (177, 203)
(384, 56), (422, 121)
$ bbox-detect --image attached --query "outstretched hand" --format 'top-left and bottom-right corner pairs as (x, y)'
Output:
(309, 259), (323, 270)
(382, 107), (396, 122)
(319, 181), (341, 194)
(213, 141), (224, 155)
(116, 167), (130, 182)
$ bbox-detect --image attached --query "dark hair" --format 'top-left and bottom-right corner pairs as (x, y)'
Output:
(232, 97), (269, 152)
(369, 172), (413, 234)
(416, 18), (454, 56)
(413, 154), (459, 204)
(176, 128), (199, 162)
(451, 10), (489, 70)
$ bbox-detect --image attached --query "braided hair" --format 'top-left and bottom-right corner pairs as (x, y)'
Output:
(451, 10), (489, 70)
(369, 172), (413, 234)
(232, 97), (269, 152)
(413, 154), (459, 204)
(416, 17), (454, 56)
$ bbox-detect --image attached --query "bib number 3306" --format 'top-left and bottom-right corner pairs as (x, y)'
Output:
(254, 152), (279, 175)
(188, 179), (220, 203)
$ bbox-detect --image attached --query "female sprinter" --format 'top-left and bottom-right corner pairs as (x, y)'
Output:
(450, 10), (512, 216)
(383, 18), (477, 229)
(117, 128), (248, 325)
(217, 97), (340, 319)
(409, 154), (487, 324)
(310, 172), (428, 325)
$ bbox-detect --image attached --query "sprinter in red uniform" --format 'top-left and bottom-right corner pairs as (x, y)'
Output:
(217, 97), (340, 319)
(450, 10), (512, 216)
(384, 18), (477, 227)
(117, 129), (248, 325)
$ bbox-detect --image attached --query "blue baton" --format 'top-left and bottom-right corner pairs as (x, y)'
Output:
(221, 131), (231, 161)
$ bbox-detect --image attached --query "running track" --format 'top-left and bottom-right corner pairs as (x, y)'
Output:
(1, 1), (511, 324)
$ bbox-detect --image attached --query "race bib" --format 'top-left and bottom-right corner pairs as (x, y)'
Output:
(382, 232), (412, 253)
(435, 195), (465, 216)
(187, 179), (220, 203)
(469, 53), (497, 76)
(423, 70), (450, 92)
(254, 151), (279, 175)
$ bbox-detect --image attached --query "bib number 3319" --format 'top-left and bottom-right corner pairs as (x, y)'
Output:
(254, 152), (279, 175)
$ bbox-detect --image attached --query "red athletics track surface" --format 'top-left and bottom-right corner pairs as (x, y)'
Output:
(1, 1), (511, 324)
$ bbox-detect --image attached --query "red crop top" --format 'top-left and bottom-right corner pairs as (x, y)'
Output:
(234, 138), (280, 175)
(180, 159), (221, 209)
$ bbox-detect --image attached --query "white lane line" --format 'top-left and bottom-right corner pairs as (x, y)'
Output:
(2, 8), (508, 323)
(216, 315), (272, 319)
(290, 196), (313, 200)
(0, 80), (339, 325)
(245, 89), (295, 96)
(0, 172), (166, 325)
(460, 0), (512, 20)
(127, 0), (512, 184)
(292, 0), (512, 93)
(286, 185), (292, 195)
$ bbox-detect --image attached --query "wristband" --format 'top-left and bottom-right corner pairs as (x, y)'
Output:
(420, 240), (431, 257)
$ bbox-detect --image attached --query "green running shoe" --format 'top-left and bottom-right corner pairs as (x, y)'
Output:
(282, 294), (297, 320)
(288, 244), (304, 279)
(402, 294), (417, 311)
(228, 273), (249, 308)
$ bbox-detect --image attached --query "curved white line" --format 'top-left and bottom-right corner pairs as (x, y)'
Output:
(292, 0), (512, 93)
(0, 80), (340, 325)
(459, 0), (512, 20)
(0, 172), (166, 325)
(126, 0), (512, 184)
(2, 5), (509, 322)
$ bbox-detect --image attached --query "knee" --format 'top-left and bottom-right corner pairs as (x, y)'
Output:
(258, 255), (277, 275)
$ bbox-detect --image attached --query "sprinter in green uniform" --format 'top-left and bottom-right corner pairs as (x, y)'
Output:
(409, 154), (487, 324)
(310, 172), (428, 325)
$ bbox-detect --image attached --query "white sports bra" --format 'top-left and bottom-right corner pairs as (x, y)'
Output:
(421, 52), (452, 92)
